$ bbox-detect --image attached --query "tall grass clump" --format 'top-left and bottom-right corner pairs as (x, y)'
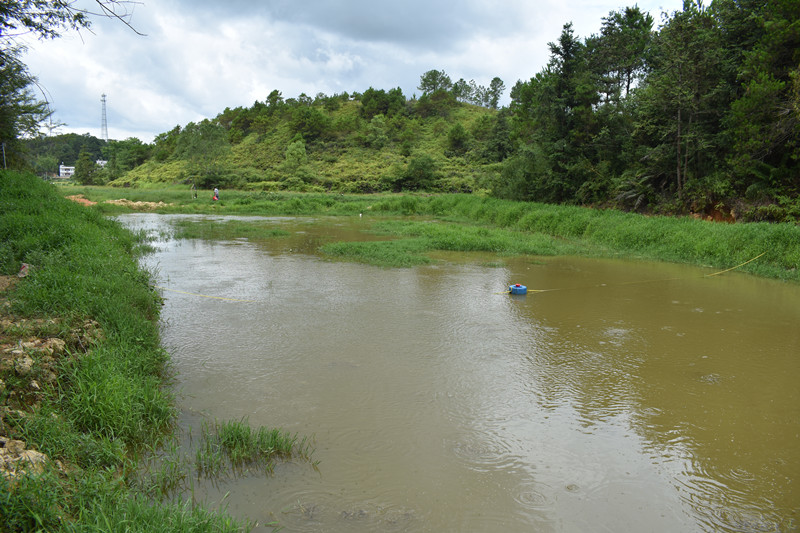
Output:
(67, 492), (253, 532)
(196, 418), (313, 478)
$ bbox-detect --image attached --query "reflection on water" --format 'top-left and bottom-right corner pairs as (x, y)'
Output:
(120, 214), (800, 532)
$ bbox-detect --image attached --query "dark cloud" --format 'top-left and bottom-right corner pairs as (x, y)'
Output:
(167, 0), (509, 49)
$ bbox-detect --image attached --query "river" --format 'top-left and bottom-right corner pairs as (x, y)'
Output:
(120, 213), (800, 532)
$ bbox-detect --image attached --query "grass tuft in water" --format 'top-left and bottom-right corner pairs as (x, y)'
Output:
(195, 418), (312, 478)
(170, 218), (291, 241)
(321, 238), (434, 267)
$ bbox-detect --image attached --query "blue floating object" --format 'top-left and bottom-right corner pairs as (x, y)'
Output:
(509, 283), (527, 295)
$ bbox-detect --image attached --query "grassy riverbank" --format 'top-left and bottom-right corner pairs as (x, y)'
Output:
(0, 172), (311, 531)
(64, 184), (800, 282)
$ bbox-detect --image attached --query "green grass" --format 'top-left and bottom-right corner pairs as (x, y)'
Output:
(321, 220), (570, 267)
(322, 238), (435, 267)
(60, 185), (800, 280)
(0, 465), (253, 533)
(195, 418), (313, 478)
(170, 218), (291, 241)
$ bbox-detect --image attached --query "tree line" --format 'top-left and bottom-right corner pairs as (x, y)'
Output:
(502, 0), (799, 221)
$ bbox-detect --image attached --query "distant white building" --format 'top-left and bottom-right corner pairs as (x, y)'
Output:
(58, 161), (106, 177)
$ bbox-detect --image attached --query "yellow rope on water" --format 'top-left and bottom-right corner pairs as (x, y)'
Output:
(703, 251), (767, 277)
(155, 286), (256, 303)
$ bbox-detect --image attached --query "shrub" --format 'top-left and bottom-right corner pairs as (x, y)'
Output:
(395, 154), (439, 191)
(446, 123), (470, 156)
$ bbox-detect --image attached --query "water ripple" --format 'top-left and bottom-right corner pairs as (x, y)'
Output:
(679, 466), (790, 533)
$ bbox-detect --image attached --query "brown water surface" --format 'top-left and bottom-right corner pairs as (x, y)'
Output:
(121, 214), (800, 532)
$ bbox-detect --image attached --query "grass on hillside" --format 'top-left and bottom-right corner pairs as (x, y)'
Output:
(115, 99), (497, 195)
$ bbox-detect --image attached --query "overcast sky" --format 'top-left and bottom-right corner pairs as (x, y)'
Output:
(20, 0), (684, 143)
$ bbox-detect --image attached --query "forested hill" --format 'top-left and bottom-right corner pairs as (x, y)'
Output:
(24, 0), (800, 222)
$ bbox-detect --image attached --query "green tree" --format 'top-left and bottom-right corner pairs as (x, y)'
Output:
(593, 7), (654, 104)
(282, 136), (308, 176)
(151, 125), (181, 162)
(468, 79), (486, 106)
(482, 110), (512, 162)
(297, 93), (313, 106)
(722, 0), (800, 198)
(634, 1), (726, 200)
(290, 105), (331, 140)
(0, 48), (52, 167)
(492, 144), (552, 201)
(174, 120), (231, 187)
(507, 23), (599, 202)
(360, 87), (405, 119)
(73, 149), (99, 184)
(266, 89), (284, 108)
(548, 23), (590, 139)
(414, 89), (457, 118)
(396, 154), (439, 191)
(418, 69), (452, 95)
(103, 137), (149, 179)
(486, 77), (506, 109)
(33, 154), (58, 176)
(364, 114), (389, 149)
(452, 78), (472, 102)
(446, 123), (470, 156)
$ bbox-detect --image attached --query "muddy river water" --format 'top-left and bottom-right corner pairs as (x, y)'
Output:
(120, 214), (799, 532)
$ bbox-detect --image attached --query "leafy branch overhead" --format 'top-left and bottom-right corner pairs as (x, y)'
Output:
(0, 0), (143, 42)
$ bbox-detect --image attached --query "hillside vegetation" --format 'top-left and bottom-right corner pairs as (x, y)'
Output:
(119, 94), (500, 196)
(18, 1), (800, 222)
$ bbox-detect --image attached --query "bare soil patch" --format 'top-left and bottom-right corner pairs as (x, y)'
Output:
(65, 194), (97, 206)
(65, 194), (172, 210)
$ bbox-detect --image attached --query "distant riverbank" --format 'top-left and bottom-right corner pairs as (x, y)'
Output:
(61, 184), (800, 282)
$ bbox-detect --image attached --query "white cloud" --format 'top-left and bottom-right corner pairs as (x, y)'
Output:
(19, 0), (684, 143)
